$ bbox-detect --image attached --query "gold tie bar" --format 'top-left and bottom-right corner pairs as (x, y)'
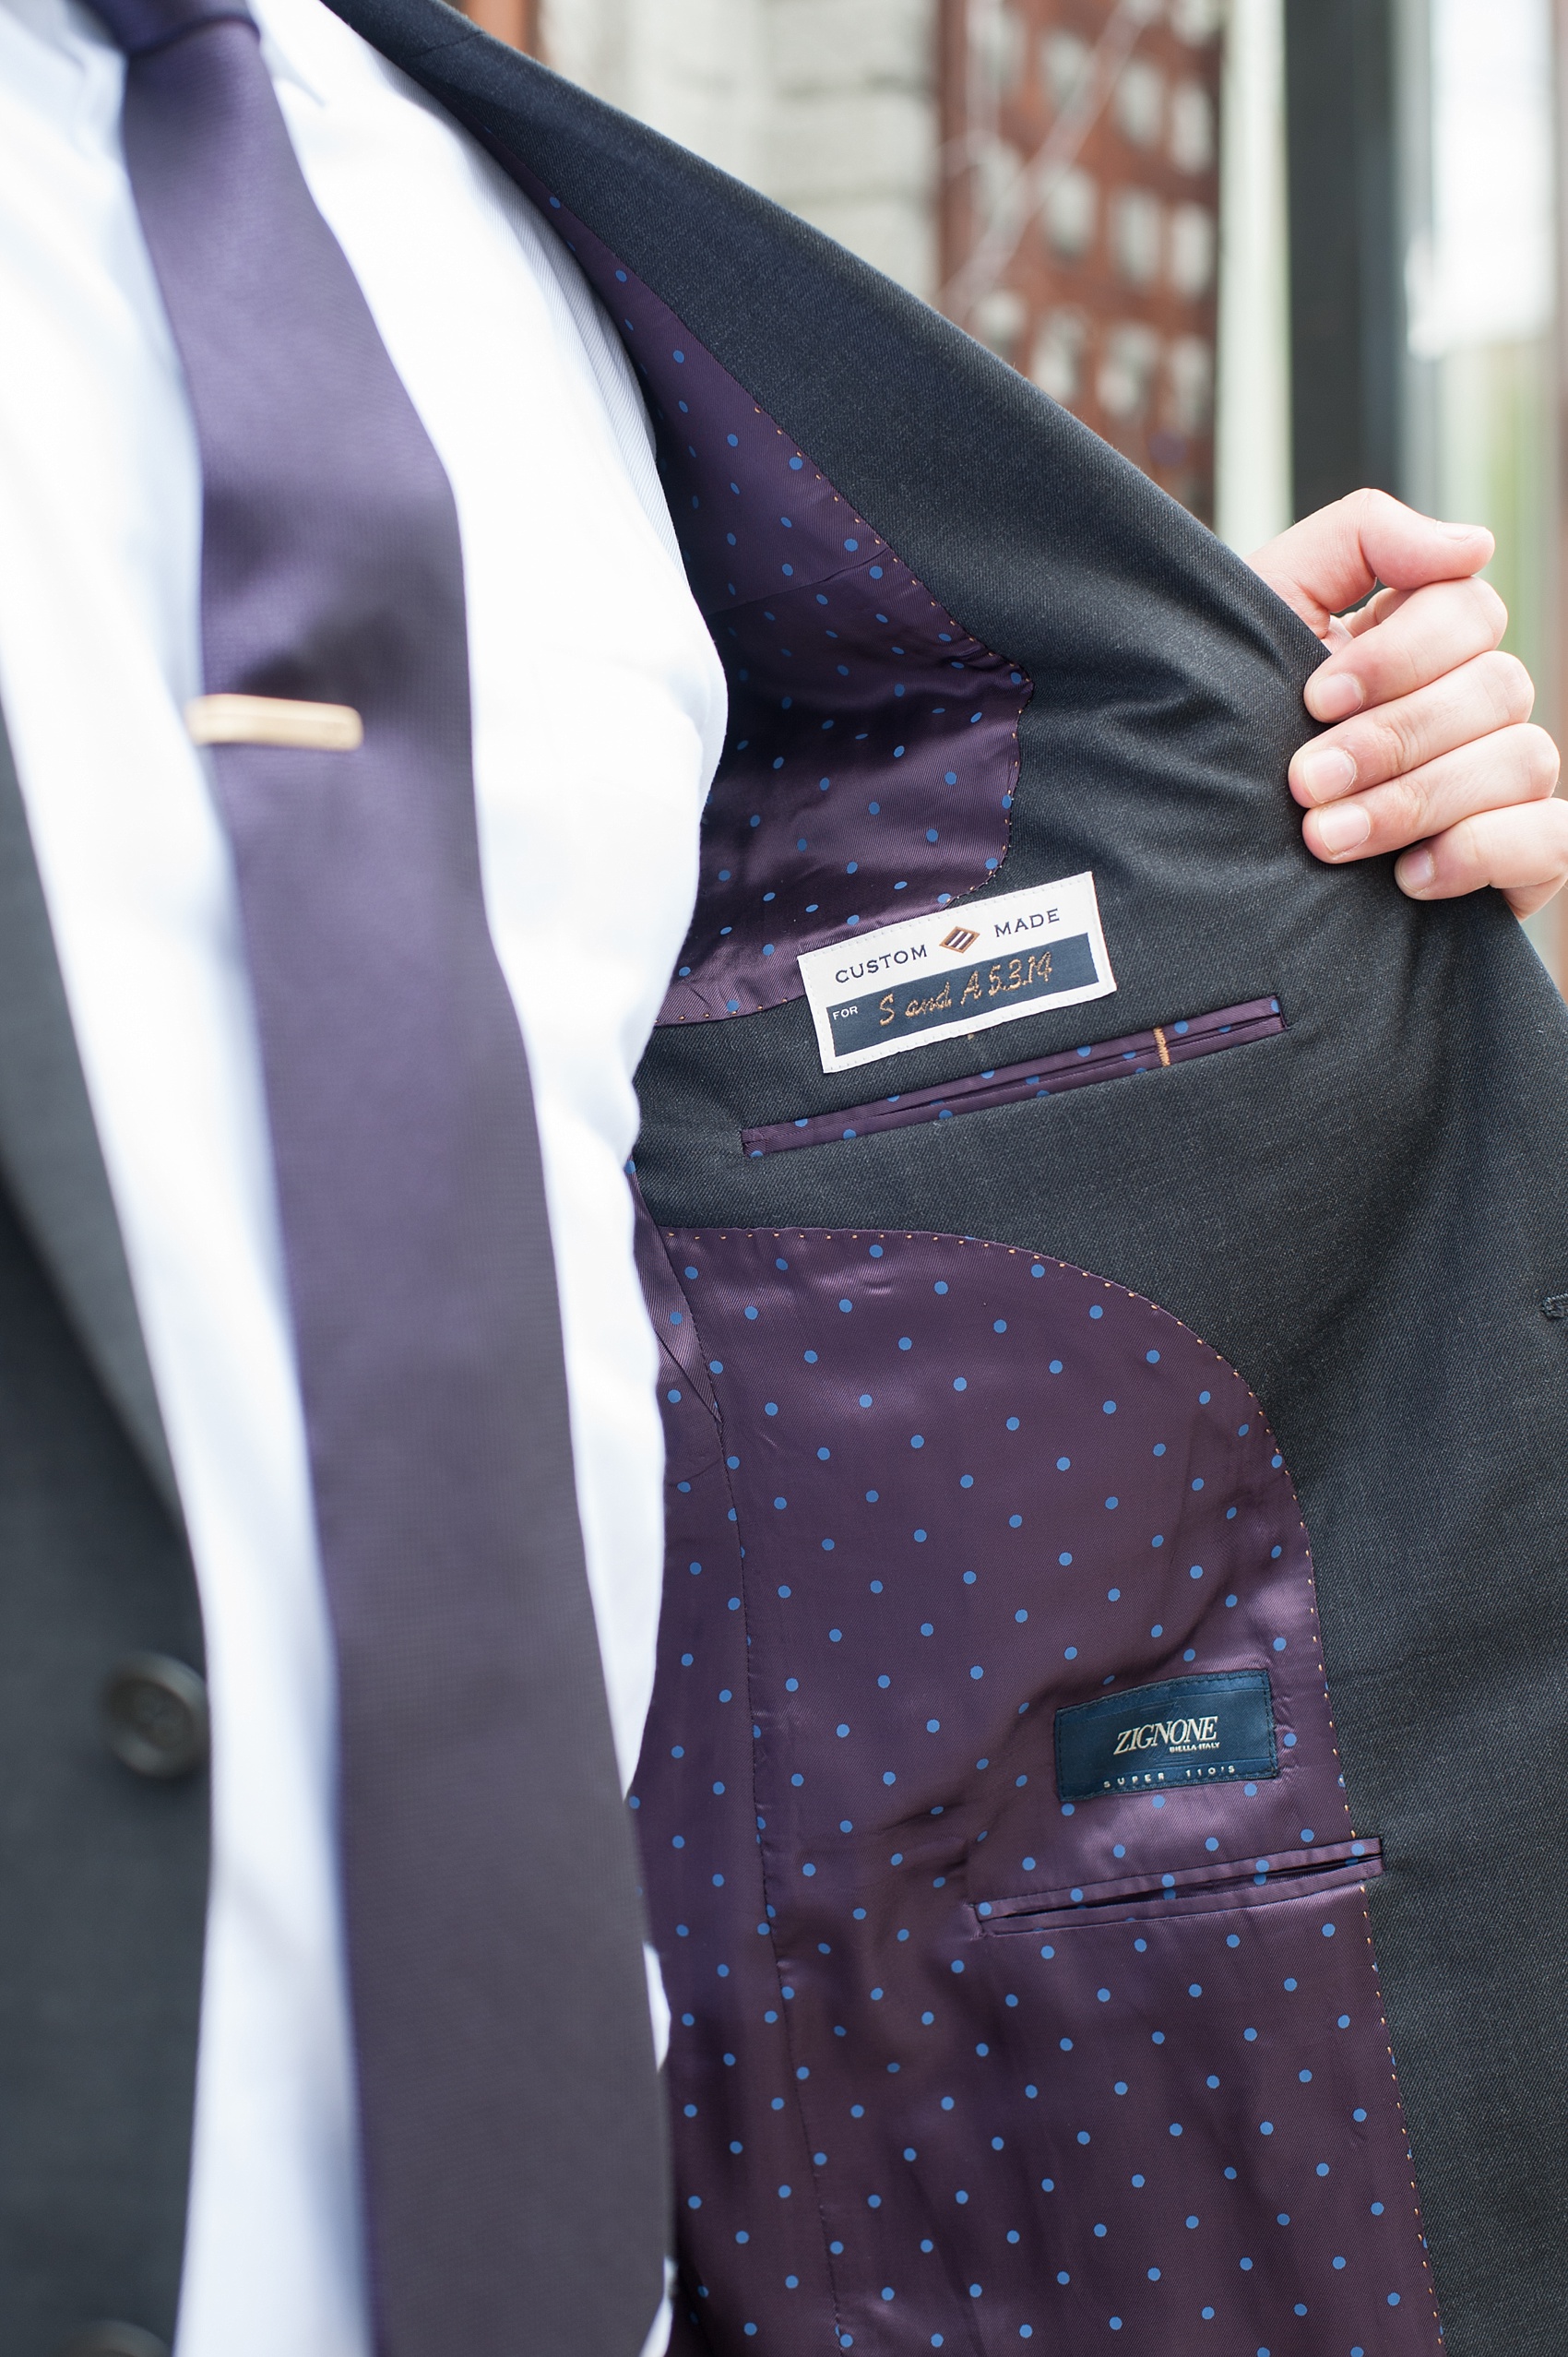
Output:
(184, 694), (363, 752)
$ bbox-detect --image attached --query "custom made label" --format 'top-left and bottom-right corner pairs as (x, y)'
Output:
(1054, 1671), (1279, 1800)
(797, 872), (1116, 1074)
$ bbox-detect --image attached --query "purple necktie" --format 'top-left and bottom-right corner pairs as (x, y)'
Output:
(88, 1), (670, 2348)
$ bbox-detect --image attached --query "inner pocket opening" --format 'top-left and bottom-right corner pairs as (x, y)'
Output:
(742, 994), (1285, 1156)
(977, 1835), (1384, 1933)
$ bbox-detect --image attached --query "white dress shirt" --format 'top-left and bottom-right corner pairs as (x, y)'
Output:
(0, 2), (725, 2348)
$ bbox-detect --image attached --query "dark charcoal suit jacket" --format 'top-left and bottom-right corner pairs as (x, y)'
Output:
(2, 5), (1564, 2352)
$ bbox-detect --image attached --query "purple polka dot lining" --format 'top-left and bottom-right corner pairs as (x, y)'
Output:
(496, 168), (1029, 1027)
(635, 1226), (1440, 2353)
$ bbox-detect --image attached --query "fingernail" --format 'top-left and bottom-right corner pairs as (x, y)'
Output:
(1294, 745), (1357, 803)
(1396, 846), (1437, 892)
(1440, 520), (1487, 542)
(1314, 802), (1372, 855)
(1307, 671), (1363, 721)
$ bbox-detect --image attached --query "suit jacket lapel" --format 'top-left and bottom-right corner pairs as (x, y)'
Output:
(0, 702), (182, 1521)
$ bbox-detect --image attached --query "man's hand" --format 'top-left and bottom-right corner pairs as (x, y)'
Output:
(1246, 489), (1566, 917)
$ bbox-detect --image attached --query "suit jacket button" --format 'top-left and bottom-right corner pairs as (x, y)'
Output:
(60, 2328), (170, 2357)
(100, 1653), (208, 1780)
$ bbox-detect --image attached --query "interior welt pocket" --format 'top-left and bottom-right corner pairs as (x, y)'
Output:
(974, 1835), (1382, 1934)
(742, 994), (1286, 1157)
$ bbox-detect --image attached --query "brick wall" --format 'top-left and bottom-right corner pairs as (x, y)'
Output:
(540, 0), (941, 298)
